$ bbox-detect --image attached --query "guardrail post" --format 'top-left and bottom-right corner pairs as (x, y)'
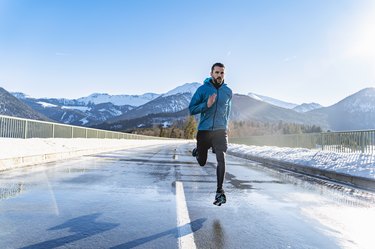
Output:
(0, 116), (2, 138)
(24, 120), (28, 139)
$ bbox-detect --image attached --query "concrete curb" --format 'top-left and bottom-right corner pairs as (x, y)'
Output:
(0, 145), (141, 172)
(228, 151), (375, 192)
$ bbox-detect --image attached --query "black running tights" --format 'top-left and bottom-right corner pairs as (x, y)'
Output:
(215, 150), (226, 191)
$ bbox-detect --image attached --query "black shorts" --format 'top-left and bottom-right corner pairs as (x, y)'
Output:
(196, 129), (228, 153)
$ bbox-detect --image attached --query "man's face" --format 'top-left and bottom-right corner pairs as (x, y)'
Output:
(210, 66), (225, 84)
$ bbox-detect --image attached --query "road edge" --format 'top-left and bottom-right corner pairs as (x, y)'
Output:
(227, 151), (375, 192)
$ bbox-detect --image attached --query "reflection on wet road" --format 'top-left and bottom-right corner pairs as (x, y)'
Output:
(0, 142), (374, 249)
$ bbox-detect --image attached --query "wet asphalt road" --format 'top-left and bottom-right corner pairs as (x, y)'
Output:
(1, 142), (375, 249)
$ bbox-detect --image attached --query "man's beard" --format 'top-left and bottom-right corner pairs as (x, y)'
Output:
(213, 77), (223, 85)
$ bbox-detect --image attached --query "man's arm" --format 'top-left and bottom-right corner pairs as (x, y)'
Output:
(189, 90), (207, 115)
(226, 92), (232, 121)
(226, 98), (232, 121)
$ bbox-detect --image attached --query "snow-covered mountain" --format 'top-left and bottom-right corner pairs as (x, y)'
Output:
(19, 97), (134, 126)
(248, 92), (298, 109)
(11, 82), (200, 126)
(231, 94), (324, 127)
(0, 87), (49, 121)
(35, 98), (86, 107)
(94, 109), (190, 131)
(308, 88), (375, 130)
(77, 92), (160, 106)
(248, 92), (323, 113)
(11, 92), (29, 99)
(8, 83), (375, 131)
(293, 103), (323, 113)
(111, 82), (201, 121)
(162, 82), (201, 97)
(340, 87), (375, 113)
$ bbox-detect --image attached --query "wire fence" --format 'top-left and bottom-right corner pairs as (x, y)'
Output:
(0, 114), (165, 140)
(229, 130), (375, 154)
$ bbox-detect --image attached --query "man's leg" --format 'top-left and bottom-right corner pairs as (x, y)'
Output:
(213, 148), (227, 206)
(215, 150), (226, 191)
(212, 130), (228, 192)
(195, 131), (211, 166)
(212, 130), (228, 206)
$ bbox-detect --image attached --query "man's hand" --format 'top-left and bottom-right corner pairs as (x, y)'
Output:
(207, 93), (217, 108)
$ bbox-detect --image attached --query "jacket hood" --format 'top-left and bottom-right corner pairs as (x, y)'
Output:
(204, 77), (227, 88)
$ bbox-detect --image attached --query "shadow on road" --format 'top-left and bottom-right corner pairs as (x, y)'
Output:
(110, 218), (207, 249)
(21, 213), (119, 249)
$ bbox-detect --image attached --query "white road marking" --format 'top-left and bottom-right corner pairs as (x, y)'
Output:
(176, 181), (197, 249)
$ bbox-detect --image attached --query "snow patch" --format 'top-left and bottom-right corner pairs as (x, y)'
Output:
(37, 101), (58, 108)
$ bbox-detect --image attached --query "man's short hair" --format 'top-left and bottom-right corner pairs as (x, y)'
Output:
(211, 62), (225, 72)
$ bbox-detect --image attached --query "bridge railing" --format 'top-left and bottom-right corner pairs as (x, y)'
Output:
(0, 114), (163, 140)
(229, 129), (375, 154)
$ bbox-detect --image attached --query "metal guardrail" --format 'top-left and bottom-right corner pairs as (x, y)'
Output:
(229, 129), (375, 154)
(321, 130), (375, 154)
(0, 114), (163, 140)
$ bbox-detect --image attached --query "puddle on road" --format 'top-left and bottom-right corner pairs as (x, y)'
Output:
(225, 172), (285, 190)
(229, 157), (375, 207)
(0, 182), (25, 200)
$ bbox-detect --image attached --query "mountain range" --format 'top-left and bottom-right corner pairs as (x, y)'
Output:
(309, 88), (375, 130)
(2, 83), (375, 132)
(0, 87), (49, 121)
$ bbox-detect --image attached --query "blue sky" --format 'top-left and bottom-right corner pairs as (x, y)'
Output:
(0, 0), (374, 106)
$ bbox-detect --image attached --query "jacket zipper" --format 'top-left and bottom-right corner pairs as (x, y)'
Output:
(212, 88), (219, 130)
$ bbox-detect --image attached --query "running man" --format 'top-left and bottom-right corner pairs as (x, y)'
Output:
(188, 62), (233, 206)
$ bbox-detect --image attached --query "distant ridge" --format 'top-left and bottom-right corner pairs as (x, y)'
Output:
(247, 92), (298, 109)
(10, 84), (375, 131)
(308, 87), (375, 131)
(0, 87), (49, 120)
(293, 103), (323, 113)
(77, 92), (160, 106)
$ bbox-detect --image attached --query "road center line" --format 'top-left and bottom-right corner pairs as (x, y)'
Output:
(176, 181), (197, 249)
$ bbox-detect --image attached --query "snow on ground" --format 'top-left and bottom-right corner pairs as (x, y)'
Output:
(228, 144), (375, 180)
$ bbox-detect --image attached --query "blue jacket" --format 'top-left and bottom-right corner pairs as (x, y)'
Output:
(189, 78), (232, 131)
